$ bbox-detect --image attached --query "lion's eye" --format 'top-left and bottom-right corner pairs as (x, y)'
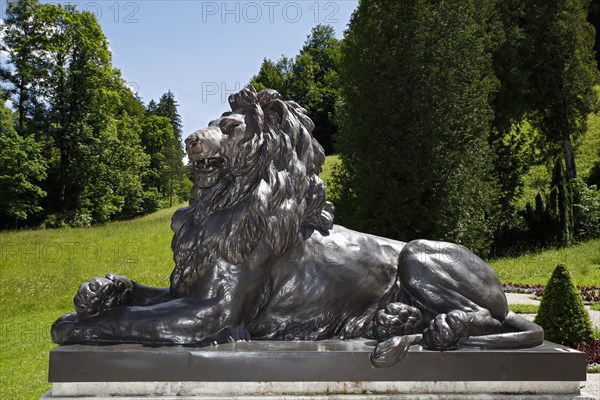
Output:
(221, 122), (239, 135)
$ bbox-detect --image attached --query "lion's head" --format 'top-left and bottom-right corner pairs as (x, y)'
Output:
(170, 87), (334, 297)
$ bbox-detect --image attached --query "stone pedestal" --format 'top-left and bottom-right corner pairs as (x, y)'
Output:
(43, 340), (591, 399)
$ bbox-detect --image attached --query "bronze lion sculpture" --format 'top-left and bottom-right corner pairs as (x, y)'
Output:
(51, 87), (543, 367)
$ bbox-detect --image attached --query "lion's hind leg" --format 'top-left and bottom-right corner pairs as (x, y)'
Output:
(457, 311), (544, 349)
(420, 306), (502, 350)
(396, 239), (543, 351)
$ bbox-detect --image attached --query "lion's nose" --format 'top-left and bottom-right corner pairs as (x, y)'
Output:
(188, 140), (206, 155)
(185, 129), (221, 156)
(185, 133), (199, 148)
(185, 133), (206, 154)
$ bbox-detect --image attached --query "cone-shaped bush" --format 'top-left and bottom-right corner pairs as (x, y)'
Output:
(534, 264), (593, 346)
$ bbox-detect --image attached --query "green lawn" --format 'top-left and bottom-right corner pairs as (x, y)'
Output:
(0, 205), (179, 399)
(320, 154), (339, 186)
(510, 304), (540, 314)
(0, 202), (599, 398)
(490, 239), (600, 286)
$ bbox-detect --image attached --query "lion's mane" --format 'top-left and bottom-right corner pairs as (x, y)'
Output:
(170, 88), (334, 297)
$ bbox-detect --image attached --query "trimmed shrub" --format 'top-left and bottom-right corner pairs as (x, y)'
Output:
(534, 264), (593, 346)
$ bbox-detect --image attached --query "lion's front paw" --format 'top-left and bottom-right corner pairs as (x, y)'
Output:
(421, 310), (470, 350)
(51, 312), (82, 344)
(373, 302), (423, 342)
(74, 273), (133, 319)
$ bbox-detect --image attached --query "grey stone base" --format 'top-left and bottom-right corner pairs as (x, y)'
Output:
(45, 340), (591, 399)
(41, 381), (591, 399)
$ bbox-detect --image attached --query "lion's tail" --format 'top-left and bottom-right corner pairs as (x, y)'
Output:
(458, 311), (544, 349)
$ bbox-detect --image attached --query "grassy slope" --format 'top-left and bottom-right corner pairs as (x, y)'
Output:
(320, 154), (339, 187)
(0, 205), (179, 399)
(490, 238), (600, 286)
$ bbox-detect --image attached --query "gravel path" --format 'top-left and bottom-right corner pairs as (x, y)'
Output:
(506, 293), (600, 330)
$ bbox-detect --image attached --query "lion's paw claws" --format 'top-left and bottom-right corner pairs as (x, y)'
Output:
(422, 310), (470, 350)
(74, 273), (133, 319)
(373, 302), (422, 342)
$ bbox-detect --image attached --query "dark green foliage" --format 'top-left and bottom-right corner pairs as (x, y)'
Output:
(251, 57), (293, 95)
(534, 264), (593, 346)
(0, 102), (47, 227)
(489, 1), (539, 235)
(588, 0), (600, 69)
(0, 0), (46, 133)
(521, 159), (574, 247)
(490, 0), (598, 255)
(552, 159), (575, 246)
(588, 147), (600, 186)
(523, 0), (599, 180)
(146, 91), (189, 207)
(151, 90), (183, 138)
(250, 25), (341, 154)
(139, 115), (176, 211)
(331, 0), (501, 256)
(119, 89), (146, 118)
(0, 0), (190, 227)
(572, 180), (600, 240)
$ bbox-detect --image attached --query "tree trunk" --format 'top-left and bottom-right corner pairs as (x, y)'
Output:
(59, 149), (68, 213)
(562, 129), (577, 180)
(18, 78), (25, 133)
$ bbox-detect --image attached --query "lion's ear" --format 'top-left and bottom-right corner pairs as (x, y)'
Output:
(263, 99), (288, 129)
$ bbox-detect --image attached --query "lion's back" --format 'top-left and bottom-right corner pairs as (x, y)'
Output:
(249, 225), (405, 340)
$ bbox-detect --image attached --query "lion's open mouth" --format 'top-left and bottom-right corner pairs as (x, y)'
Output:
(194, 157), (226, 173)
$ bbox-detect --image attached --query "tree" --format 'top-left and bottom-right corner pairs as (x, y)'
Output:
(250, 25), (341, 154)
(524, 0), (599, 180)
(153, 90), (183, 138)
(119, 87), (146, 119)
(535, 264), (593, 346)
(521, 159), (574, 247)
(147, 90), (186, 206)
(0, 102), (47, 227)
(2, 0), (152, 226)
(331, 0), (500, 256)
(0, 0), (47, 133)
(490, 0), (538, 226)
(28, 3), (116, 217)
(250, 57), (293, 95)
(146, 99), (158, 115)
(139, 115), (175, 207)
(587, 0), (600, 69)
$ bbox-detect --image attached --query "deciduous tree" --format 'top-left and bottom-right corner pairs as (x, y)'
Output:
(250, 25), (341, 154)
(0, 102), (47, 227)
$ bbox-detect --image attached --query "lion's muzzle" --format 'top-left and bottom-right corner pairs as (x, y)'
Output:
(194, 157), (226, 172)
(185, 128), (223, 159)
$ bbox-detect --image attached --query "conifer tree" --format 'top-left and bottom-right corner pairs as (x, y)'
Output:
(332, 0), (500, 255)
(147, 91), (187, 206)
(535, 264), (593, 346)
(524, 0), (599, 180)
